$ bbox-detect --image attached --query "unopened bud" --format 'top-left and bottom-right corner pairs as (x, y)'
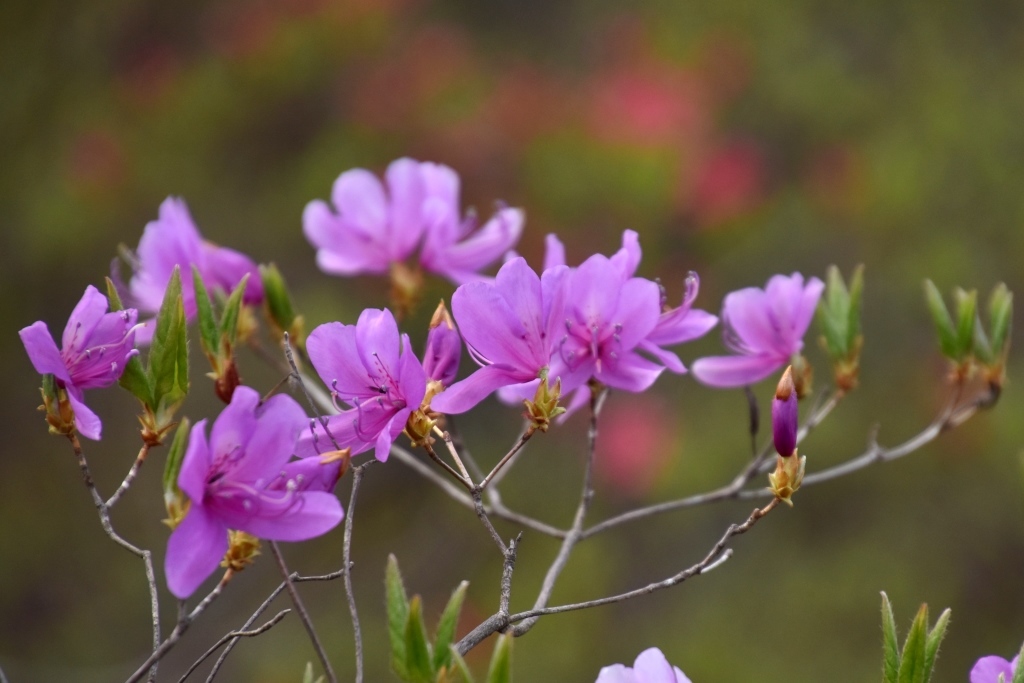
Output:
(772, 366), (798, 457)
(523, 371), (566, 433)
(423, 300), (461, 387)
(39, 375), (76, 436)
(768, 453), (806, 507)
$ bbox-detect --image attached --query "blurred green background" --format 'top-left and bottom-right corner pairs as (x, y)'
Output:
(3, 0), (1024, 681)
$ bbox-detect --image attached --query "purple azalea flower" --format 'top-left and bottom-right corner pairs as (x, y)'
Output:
(20, 285), (139, 440)
(124, 197), (263, 345)
(772, 366), (798, 456)
(303, 309), (427, 462)
(418, 162), (523, 284)
(971, 651), (1021, 683)
(595, 647), (692, 683)
(431, 257), (564, 414)
(165, 386), (343, 599)
(691, 272), (824, 388)
(544, 230), (717, 374)
(304, 158), (523, 284)
(422, 301), (462, 388)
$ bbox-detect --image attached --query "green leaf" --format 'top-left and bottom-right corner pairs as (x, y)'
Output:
(989, 283), (1013, 356)
(105, 277), (125, 311)
(973, 316), (993, 365)
(302, 662), (314, 683)
(448, 646), (475, 683)
(218, 274), (249, 347)
(923, 607), (950, 682)
(149, 266), (189, 408)
(897, 603), (929, 683)
(162, 416), (190, 494)
(881, 592), (901, 683)
(387, 554), (411, 680)
(192, 266), (220, 359)
(433, 581), (469, 673)
(484, 634), (512, 683)
(1012, 640), (1024, 683)
(405, 596), (435, 683)
(954, 288), (977, 359)
(924, 280), (958, 359)
(846, 264), (865, 348)
(103, 277), (155, 406)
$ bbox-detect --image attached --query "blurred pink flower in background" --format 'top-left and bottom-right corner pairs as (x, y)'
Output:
(595, 395), (677, 498)
(686, 141), (765, 227)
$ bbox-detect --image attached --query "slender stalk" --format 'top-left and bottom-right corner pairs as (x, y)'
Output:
(125, 573), (233, 683)
(205, 570), (346, 682)
(484, 422), (533, 490)
(268, 542), (337, 683)
(69, 435), (161, 682)
(511, 386), (606, 637)
(343, 463), (372, 683)
(472, 488), (508, 553)
(105, 443), (150, 508)
(178, 610), (290, 682)
(0, 662), (8, 683)
(422, 442), (473, 490)
(456, 499), (778, 654)
(478, 430), (534, 491)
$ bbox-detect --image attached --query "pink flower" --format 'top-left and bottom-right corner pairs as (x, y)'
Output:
(596, 647), (692, 683)
(971, 650), (1021, 683)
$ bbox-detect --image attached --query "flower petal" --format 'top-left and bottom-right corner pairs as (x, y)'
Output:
(307, 322), (373, 399)
(304, 200), (387, 275)
(647, 309), (718, 346)
(208, 386), (261, 466)
(594, 664), (637, 683)
(67, 390), (102, 441)
(543, 233), (566, 271)
(598, 351), (664, 393)
(691, 354), (783, 388)
(235, 491), (344, 541)
(970, 656), (1015, 683)
(721, 286), (779, 355)
(609, 229), (642, 279)
(428, 207), (524, 282)
(165, 505), (227, 599)
(431, 365), (525, 414)
(293, 412), (376, 459)
(228, 393), (307, 484)
(633, 648), (678, 683)
(178, 419), (211, 503)
(355, 309), (401, 386)
(331, 168), (388, 235)
(20, 321), (70, 383)
(201, 244), (263, 303)
(62, 285), (109, 351)
(384, 158), (427, 261)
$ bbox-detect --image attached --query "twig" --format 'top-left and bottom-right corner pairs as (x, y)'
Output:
(422, 442), (473, 490)
(283, 332), (342, 452)
(500, 533), (522, 616)
(456, 499), (778, 654)
(485, 422), (533, 490)
(477, 430), (534, 491)
(472, 488), (508, 553)
(0, 662), (9, 683)
(581, 390), (842, 539)
(69, 435), (161, 683)
(268, 542), (337, 683)
(106, 443), (150, 508)
(344, 462), (372, 683)
(204, 570), (346, 682)
(511, 386), (607, 638)
(177, 610), (290, 682)
(125, 574), (233, 683)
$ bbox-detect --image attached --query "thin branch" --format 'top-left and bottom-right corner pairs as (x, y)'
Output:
(581, 390), (842, 539)
(177, 610), (290, 682)
(500, 533), (522, 616)
(344, 463), (372, 683)
(511, 386), (607, 638)
(478, 429), (534, 491)
(457, 499), (778, 654)
(481, 422), (533, 490)
(125, 573), (233, 683)
(205, 570), (346, 682)
(69, 435), (161, 683)
(269, 542), (337, 683)
(0, 662), (9, 683)
(422, 442), (473, 490)
(472, 488), (508, 553)
(106, 443), (151, 508)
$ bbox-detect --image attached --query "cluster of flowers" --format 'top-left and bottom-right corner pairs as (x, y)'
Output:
(20, 157), (826, 666)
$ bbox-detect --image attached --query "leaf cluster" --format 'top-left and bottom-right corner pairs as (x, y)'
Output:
(880, 592), (950, 683)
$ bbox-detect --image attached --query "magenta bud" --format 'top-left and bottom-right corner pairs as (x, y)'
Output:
(772, 366), (798, 456)
(423, 300), (461, 386)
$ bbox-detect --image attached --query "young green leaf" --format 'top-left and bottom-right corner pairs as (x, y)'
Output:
(192, 266), (220, 359)
(218, 274), (250, 347)
(162, 416), (190, 495)
(149, 266), (189, 408)
(924, 280), (958, 360)
(405, 596), (435, 683)
(484, 634), (512, 683)
(923, 607), (950, 681)
(1012, 640), (1024, 683)
(260, 263), (298, 331)
(954, 288), (977, 359)
(846, 264), (865, 349)
(386, 554), (411, 680)
(104, 277), (155, 406)
(433, 581), (469, 673)
(105, 276), (125, 311)
(897, 603), (929, 683)
(448, 646), (475, 683)
(300, 661), (324, 683)
(881, 592), (901, 683)
(989, 283), (1013, 356)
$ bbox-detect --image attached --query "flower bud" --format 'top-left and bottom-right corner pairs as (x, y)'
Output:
(772, 366), (798, 457)
(259, 263), (305, 347)
(768, 453), (806, 507)
(523, 370), (566, 433)
(423, 300), (461, 387)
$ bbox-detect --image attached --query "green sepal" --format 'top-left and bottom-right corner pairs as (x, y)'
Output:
(988, 283), (1013, 357)
(149, 266), (190, 412)
(846, 264), (864, 350)
(219, 273), (249, 348)
(192, 266), (220, 362)
(924, 280), (958, 360)
(953, 288), (977, 360)
(105, 276), (125, 311)
(301, 661), (325, 683)
(897, 603), (929, 683)
(448, 646), (475, 683)
(433, 581), (469, 674)
(405, 596), (435, 683)
(1012, 640), (1024, 683)
(484, 634), (512, 683)
(923, 607), (951, 682)
(162, 416), (190, 495)
(387, 554), (411, 680)
(881, 592), (900, 683)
